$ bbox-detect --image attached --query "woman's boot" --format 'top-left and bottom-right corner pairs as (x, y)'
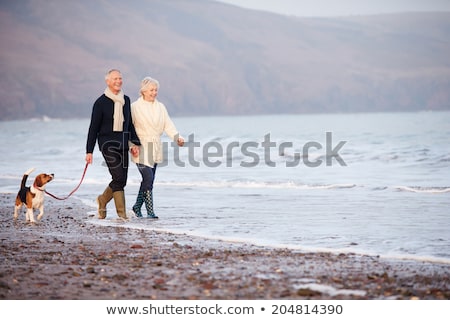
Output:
(132, 191), (144, 218)
(143, 190), (158, 219)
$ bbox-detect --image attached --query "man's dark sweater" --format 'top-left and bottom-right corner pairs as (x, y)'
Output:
(86, 94), (140, 153)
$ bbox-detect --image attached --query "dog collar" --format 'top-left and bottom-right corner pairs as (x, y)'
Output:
(33, 183), (45, 191)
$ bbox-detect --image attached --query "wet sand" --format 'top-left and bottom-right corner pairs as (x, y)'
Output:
(1, 193), (448, 300)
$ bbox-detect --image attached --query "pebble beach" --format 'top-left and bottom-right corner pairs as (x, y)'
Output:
(0, 193), (449, 300)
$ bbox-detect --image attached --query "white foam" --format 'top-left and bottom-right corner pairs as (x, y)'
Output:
(84, 217), (450, 265)
(294, 283), (366, 297)
(155, 180), (357, 190)
(394, 186), (450, 193)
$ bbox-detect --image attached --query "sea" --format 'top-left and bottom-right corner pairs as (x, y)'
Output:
(1, 112), (449, 264)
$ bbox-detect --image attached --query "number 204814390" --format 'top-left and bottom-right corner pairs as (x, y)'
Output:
(271, 304), (343, 315)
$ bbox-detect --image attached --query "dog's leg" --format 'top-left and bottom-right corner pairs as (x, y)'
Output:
(37, 205), (44, 221)
(14, 196), (23, 220)
(13, 205), (20, 220)
(26, 208), (36, 223)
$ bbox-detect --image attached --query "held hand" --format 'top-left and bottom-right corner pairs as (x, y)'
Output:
(130, 146), (139, 157)
(177, 137), (185, 147)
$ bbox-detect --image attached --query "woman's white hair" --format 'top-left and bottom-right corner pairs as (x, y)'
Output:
(140, 76), (160, 97)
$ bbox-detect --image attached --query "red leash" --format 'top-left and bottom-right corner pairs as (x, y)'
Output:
(45, 163), (89, 200)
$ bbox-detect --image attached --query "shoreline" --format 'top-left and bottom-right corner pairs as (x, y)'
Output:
(1, 192), (449, 300)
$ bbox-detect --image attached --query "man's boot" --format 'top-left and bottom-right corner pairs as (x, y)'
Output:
(113, 190), (128, 220)
(97, 186), (113, 219)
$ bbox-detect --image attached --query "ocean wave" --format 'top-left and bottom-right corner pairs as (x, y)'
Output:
(156, 180), (357, 190)
(394, 186), (450, 193)
(30, 115), (61, 122)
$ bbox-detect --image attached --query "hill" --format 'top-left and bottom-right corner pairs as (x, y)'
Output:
(1, 0), (449, 120)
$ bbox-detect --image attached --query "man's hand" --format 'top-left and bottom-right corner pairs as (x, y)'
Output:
(86, 153), (93, 164)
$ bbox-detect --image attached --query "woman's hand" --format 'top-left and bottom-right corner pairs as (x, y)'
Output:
(177, 137), (185, 147)
(130, 146), (140, 157)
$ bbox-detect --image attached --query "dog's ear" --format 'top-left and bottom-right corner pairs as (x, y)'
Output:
(34, 174), (44, 187)
(35, 173), (53, 187)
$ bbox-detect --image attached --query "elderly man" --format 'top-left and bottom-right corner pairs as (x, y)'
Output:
(85, 69), (140, 219)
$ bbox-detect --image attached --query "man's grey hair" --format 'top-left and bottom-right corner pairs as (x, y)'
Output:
(105, 69), (121, 80)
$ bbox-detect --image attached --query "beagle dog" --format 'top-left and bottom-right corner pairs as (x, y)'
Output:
(14, 168), (54, 223)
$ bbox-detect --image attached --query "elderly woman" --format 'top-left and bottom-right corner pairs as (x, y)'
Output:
(130, 76), (184, 218)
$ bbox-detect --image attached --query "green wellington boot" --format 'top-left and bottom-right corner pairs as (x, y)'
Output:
(132, 191), (144, 218)
(143, 190), (158, 219)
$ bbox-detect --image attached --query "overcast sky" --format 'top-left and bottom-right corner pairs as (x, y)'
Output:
(215, 0), (450, 17)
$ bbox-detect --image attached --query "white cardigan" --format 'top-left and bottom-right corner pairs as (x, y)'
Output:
(130, 97), (180, 167)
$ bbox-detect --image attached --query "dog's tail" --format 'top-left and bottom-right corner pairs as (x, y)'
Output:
(21, 168), (35, 189)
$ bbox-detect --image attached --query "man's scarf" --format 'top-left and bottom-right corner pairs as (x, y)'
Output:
(104, 87), (125, 131)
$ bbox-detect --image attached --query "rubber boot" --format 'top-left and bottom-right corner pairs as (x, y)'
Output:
(96, 186), (113, 219)
(132, 191), (144, 218)
(143, 190), (158, 219)
(113, 190), (128, 220)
